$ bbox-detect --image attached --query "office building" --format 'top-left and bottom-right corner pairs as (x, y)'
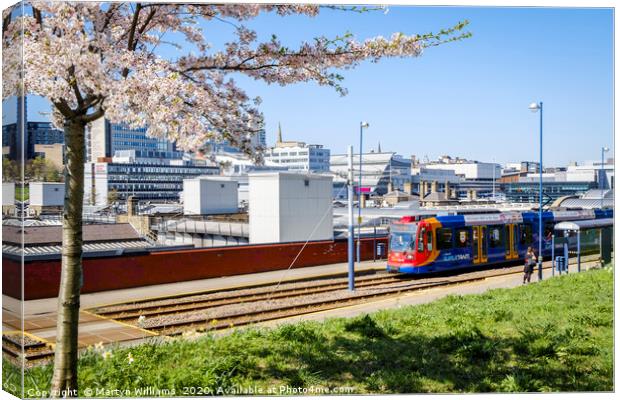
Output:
(85, 157), (219, 206)
(263, 124), (330, 172)
(86, 117), (182, 163)
(330, 152), (412, 195)
(501, 181), (595, 203)
(2, 97), (65, 163)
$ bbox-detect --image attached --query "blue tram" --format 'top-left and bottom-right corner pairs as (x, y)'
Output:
(387, 209), (613, 274)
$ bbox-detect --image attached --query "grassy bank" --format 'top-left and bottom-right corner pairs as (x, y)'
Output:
(4, 268), (613, 396)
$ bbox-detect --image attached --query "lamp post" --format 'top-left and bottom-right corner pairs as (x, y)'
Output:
(347, 145), (355, 291)
(529, 101), (543, 281)
(601, 146), (609, 209)
(357, 121), (369, 264)
(492, 157), (496, 201)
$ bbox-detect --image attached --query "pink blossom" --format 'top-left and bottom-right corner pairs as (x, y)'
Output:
(2, 2), (469, 160)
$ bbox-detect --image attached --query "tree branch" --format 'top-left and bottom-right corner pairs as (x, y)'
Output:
(82, 106), (105, 123)
(53, 99), (75, 118)
(67, 65), (84, 109)
(121, 3), (143, 77)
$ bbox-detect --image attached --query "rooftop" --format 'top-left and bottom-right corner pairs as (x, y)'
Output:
(2, 223), (142, 246)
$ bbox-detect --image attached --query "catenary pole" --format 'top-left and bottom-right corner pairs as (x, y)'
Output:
(347, 145), (355, 291)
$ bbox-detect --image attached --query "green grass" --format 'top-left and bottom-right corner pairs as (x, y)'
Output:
(3, 268), (613, 396)
(15, 186), (29, 201)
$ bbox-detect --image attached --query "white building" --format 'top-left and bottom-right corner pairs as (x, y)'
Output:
(565, 161), (614, 189)
(2, 182), (15, 206)
(424, 161), (501, 180)
(215, 151), (284, 175)
(2, 182), (15, 214)
(248, 172), (333, 244)
(264, 142), (330, 172)
(30, 182), (64, 206)
(183, 177), (239, 215)
(411, 166), (461, 184)
(330, 152), (412, 195)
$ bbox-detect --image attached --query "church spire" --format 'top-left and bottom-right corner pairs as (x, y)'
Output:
(277, 122), (283, 143)
(377, 141), (382, 153)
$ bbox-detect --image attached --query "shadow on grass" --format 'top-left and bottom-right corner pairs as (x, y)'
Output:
(267, 314), (612, 393)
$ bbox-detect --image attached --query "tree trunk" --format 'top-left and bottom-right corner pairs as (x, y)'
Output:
(50, 119), (85, 397)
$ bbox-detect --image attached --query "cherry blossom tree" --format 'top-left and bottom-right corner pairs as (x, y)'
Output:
(2, 1), (470, 396)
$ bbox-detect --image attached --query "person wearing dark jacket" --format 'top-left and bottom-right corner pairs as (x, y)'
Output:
(523, 247), (537, 284)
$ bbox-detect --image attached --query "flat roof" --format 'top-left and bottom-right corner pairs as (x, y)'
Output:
(248, 171), (333, 180)
(554, 218), (613, 231)
(2, 223), (142, 246)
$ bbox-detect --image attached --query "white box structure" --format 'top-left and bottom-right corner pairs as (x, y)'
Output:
(183, 177), (239, 215)
(2, 182), (15, 206)
(29, 182), (64, 206)
(249, 172), (333, 244)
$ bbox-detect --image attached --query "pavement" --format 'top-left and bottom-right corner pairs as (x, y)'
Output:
(2, 259), (386, 349)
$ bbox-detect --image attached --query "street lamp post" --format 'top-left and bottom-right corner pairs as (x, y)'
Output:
(492, 158), (496, 201)
(347, 145), (355, 291)
(601, 146), (609, 209)
(529, 101), (543, 281)
(357, 121), (369, 264)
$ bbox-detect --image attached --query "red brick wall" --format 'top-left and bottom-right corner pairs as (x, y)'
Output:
(3, 237), (387, 300)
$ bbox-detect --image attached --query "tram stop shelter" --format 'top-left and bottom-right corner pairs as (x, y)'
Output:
(552, 218), (613, 275)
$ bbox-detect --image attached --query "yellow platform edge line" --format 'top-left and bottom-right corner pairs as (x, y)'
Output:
(2, 330), (55, 348)
(80, 309), (159, 337)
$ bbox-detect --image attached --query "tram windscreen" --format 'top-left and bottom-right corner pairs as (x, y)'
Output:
(389, 231), (416, 252)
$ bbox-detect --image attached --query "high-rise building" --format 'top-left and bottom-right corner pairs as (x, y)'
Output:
(86, 118), (181, 163)
(2, 97), (64, 163)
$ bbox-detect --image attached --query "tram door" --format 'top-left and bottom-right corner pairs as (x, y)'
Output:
(472, 226), (488, 264)
(505, 224), (518, 260)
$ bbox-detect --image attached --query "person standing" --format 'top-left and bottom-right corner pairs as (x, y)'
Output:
(523, 247), (537, 284)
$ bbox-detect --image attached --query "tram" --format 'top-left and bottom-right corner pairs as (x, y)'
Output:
(387, 209), (612, 274)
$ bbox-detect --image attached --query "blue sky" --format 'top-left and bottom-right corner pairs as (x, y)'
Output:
(7, 6), (613, 166)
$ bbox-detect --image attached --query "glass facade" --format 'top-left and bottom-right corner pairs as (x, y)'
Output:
(501, 181), (596, 203)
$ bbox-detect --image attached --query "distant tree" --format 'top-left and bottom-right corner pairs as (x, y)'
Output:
(2, 157), (19, 182)
(45, 165), (63, 182)
(25, 156), (62, 182)
(2, 2), (470, 396)
(106, 188), (118, 205)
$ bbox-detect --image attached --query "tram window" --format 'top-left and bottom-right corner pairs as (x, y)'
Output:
(519, 224), (533, 245)
(418, 228), (425, 252)
(489, 226), (504, 248)
(456, 228), (470, 248)
(544, 222), (554, 241)
(426, 230), (433, 252)
(437, 228), (453, 250)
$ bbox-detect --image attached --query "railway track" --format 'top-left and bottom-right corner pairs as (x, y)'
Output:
(2, 332), (55, 367)
(89, 273), (405, 320)
(93, 263), (555, 336)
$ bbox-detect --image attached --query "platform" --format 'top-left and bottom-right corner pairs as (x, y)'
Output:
(2, 260), (385, 352)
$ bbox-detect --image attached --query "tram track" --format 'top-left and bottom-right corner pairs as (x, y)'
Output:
(89, 273), (404, 320)
(98, 263), (560, 336)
